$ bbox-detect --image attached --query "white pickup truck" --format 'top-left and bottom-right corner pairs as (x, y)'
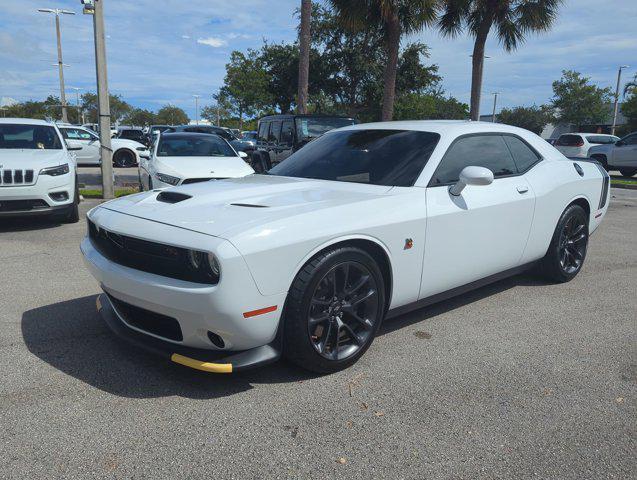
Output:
(589, 132), (637, 177)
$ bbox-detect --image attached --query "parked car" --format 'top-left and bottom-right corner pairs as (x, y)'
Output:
(138, 132), (253, 190)
(251, 114), (356, 172)
(57, 124), (149, 167)
(82, 123), (117, 138)
(164, 125), (255, 155)
(589, 132), (637, 177)
(116, 127), (147, 145)
(241, 130), (257, 141)
(81, 120), (609, 374)
(0, 118), (80, 222)
(554, 133), (619, 159)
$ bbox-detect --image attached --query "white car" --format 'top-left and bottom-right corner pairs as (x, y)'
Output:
(138, 132), (254, 190)
(81, 121), (610, 374)
(58, 124), (148, 167)
(554, 133), (619, 159)
(1, 118), (80, 222)
(589, 131), (637, 177)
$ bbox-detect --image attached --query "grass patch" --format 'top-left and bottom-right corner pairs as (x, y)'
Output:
(611, 178), (637, 186)
(80, 188), (138, 199)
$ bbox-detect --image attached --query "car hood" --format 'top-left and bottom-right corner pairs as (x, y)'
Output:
(156, 156), (254, 179)
(0, 149), (70, 170)
(100, 174), (393, 238)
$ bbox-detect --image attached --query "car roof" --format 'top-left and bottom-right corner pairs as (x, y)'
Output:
(338, 120), (538, 136)
(259, 114), (356, 121)
(161, 132), (222, 138)
(0, 118), (56, 126)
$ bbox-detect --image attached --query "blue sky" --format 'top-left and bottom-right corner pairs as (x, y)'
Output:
(1, 0), (636, 118)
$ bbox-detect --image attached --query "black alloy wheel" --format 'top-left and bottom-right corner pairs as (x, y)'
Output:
(113, 149), (136, 168)
(308, 261), (380, 361)
(283, 246), (385, 373)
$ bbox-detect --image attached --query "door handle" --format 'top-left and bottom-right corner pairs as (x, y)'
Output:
(517, 186), (529, 194)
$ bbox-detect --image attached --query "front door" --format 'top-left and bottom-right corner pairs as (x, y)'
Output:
(61, 127), (100, 164)
(420, 134), (536, 299)
(613, 133), (637, 168)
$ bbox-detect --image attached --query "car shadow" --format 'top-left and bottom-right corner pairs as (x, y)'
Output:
(22, 273), (546, 399)
(0, 216), (64, 233)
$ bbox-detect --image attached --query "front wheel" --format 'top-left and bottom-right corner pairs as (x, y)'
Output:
(113, 149), (136, 168)
(538, 204), (588, 283)
(283, 247), (386, 373)
(619, 168), (637, 177)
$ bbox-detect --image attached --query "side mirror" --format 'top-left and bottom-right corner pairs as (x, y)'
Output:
(615, 140), (625, 147)
(137, 147), (150, 159)
(449, 166), (494, 196)
(238, 151), (248, 159)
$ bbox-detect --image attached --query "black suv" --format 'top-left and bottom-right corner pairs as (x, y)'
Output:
(251, 114), (356, 171)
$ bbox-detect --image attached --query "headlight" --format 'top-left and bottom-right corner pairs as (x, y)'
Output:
(156, 172), (180, 186)
(40, 164), (70, 176)
(187, 250), (221, 283)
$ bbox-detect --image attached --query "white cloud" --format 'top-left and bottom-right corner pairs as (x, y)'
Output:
(197, 37), (227, 48)
(181, 35), (191, 39)
(225, 32), (251, 40)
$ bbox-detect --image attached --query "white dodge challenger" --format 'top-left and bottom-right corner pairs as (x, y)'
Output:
(81, 121), (610, 374)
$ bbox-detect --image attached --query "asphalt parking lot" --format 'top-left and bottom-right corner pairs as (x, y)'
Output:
(1, 189), (635, 479)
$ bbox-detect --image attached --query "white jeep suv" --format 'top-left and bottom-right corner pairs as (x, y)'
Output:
(0, 118), (80, 223)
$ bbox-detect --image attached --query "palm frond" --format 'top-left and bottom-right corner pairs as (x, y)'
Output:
(515, 0), (563, 33)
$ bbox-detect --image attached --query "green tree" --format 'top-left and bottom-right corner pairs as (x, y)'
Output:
(439, 0), (563, 120)
(221, 50), (271, 130)
(3, 96), (61, 120)
(497, 105), (553, 134)
(122, 108), (157, 126)
(623, 73), (637, 97)
(551, 70), (612, 128)
(155, 105), (189, 125)
(621, 93), (637, 132)
(261, 43), (300, 114)
(201, 93), (234, 126)
(394, 93), (468, 120)
(81, 92), (132, 124)
(329, 0), (438, 121)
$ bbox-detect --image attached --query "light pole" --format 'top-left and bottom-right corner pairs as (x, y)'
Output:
(82, 0), (114, 199)
(611, 65), (630, 135)
(491, 92), (499, 123)
(69, 86), (83, 124)
(38, 8), (75, 123)
(193, 95), (201, 125)
(469, 54), (491, 121)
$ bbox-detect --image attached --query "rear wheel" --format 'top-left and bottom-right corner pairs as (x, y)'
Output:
(113, 149), (136, 168)
(619, 168), (637, 177)
(538, 204), (588, 283)
(283, 247), (385, 373)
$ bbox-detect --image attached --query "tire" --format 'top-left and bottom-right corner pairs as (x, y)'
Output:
(590, 155), (608, 171)
(56, 181), (80, 224)
(619, 168), (637, 177)
(113, 149), (136, 168)
(283, 246), (386, 373)
(538, 204), (588, 283)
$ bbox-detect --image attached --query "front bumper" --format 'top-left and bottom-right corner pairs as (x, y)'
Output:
(97, 294), (281, 373)
(81, 208), (286, 353)
(0, 172), (75, 216)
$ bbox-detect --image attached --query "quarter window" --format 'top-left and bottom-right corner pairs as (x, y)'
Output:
(257, 122), (269, 142)
(268, 121), (282, 143)
(430, 135), (517, 185)
(503, 135), (541, 173)
(280, 121), (294, 145)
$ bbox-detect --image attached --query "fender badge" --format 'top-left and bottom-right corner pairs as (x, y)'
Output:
(404, 238), (413, 250)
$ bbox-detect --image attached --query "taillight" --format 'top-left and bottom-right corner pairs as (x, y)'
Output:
(574, 140), (584, 147)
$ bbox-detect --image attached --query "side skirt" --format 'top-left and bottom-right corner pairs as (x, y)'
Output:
(385, 261), (538, 320)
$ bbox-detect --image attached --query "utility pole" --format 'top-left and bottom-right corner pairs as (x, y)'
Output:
(83, 0), (114, 199)
(69, 86), (82, 123)
(491, 92), (499, 123)
(611, 65), (630, 136)
(193, 95), (200, 125)
(38, 8), (75, 122)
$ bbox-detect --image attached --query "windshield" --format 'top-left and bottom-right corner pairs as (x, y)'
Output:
(586, 135), (619, 144)
(269, 129), (440, 187)
(157, 135), (236, 157)
(295, 117), (356, 140)
(0, 124), (62, 150)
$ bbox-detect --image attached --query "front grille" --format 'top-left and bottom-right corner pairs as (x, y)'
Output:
(0, 199), (49, 212)
(0, 169), (35, 186)
(107, 293), (183, 341)
(88, 219), (217, 284)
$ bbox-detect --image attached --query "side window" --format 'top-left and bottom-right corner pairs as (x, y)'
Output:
(503, 135), (541, 173)
(268, 121), (282, 143)
(280, 121), (294, 146)
(431, 135), (517, 185)
(257, 122), (269, 142)
(623, 134), (637, 145)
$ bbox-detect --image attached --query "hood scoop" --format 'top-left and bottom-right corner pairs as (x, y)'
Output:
(156, 191), (192, 204)
(230, 203), (269, 208)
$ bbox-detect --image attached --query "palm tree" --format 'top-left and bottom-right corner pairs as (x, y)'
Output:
(624, 73), (637, 97)
(297, 0), (312, 114)
(439, 0), (563, 120)
(330, 0), (438, 121)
